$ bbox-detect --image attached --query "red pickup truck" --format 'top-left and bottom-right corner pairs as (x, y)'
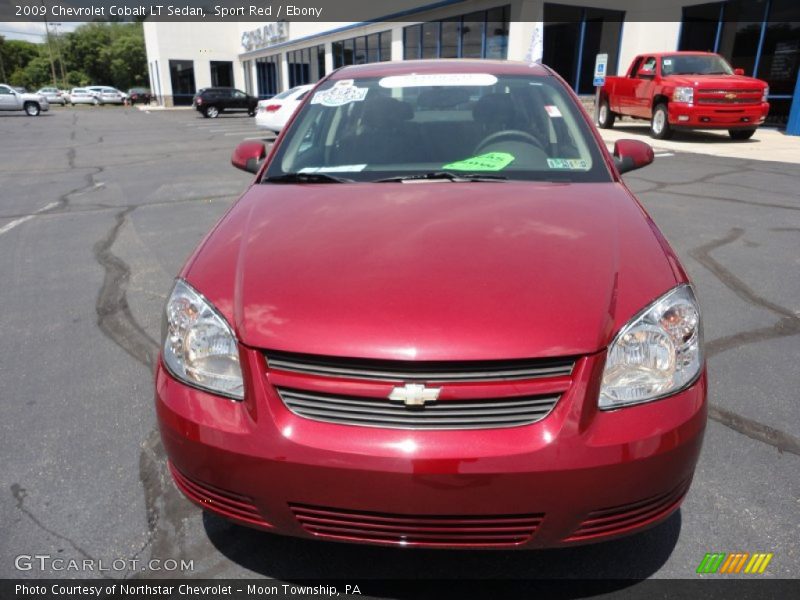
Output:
(597, 52), (769, 140)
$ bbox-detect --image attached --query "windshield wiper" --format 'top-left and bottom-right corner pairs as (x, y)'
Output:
(262, 172), (353, 184)
(374, 171), (508, 183)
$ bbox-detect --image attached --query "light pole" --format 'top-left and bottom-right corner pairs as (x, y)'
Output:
(40, 0), (58, 87)
(50, 22), (68, 88)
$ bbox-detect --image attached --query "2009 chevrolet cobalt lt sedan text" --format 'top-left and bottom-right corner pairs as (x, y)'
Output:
(155, 60), (706, 549)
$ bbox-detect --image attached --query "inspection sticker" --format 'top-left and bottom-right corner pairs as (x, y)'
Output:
(443, 152), (515, 171)
(311, 86), (368, 107)
(379, 73), (498, 88)
(547, 158), (589, 170)
(544, 105), (563, 118)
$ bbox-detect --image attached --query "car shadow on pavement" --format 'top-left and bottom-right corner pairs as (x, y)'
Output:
(203, 509), (681, 596)
(610, 124), (760, 144)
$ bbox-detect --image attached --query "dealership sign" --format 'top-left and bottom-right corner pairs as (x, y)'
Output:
(242, 22), (289, 51)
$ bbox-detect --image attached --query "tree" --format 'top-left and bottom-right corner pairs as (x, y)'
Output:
(0, 23), (147, 91)
(62, 22), (147, 89)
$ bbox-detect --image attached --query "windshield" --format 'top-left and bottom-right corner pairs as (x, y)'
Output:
(264, 73), (610, 183)
(661, 54), (733, 76)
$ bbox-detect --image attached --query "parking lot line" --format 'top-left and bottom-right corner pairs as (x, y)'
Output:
(0, 201), (59, 237)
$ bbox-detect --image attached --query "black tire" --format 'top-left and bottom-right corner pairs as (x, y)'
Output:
(729, 129), (756, 141)
(650, 103), (673, 140)
(204, 105), (220, 118)
(597, 98), (616, 129)
(24, 102), (40, 117)
(248, 109), (256, 117)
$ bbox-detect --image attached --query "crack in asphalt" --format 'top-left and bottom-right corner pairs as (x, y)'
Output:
(90, 205), (201, 578)
(10, 484), (110, 578)
(93, 207), (159, 369)
(689, 227), (800, 457)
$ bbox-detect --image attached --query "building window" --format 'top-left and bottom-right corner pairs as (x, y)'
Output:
(403, 6), (510, 60)
(333, 31), (392, 68)
(679, 2), (724, 52)
(543, 3), (624, 95)
(168, 59), (195, 106)
(679, 0), (800, 126)
(255, 54), (280, 98)
(210, 61), (233, 87)
(287, 45), (325, 87)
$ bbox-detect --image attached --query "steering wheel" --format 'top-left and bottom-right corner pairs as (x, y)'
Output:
(474, 129), (545, 154)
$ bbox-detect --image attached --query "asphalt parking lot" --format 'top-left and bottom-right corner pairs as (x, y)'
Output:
(0, 106), (798, 587)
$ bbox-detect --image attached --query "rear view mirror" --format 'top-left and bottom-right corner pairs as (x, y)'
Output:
(613, 139), (654, 174)
(734, 68), (745, 76)
(231, 141), (266, 174)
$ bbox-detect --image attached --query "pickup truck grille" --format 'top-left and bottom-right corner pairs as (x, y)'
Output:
(696, 89), (762, 105)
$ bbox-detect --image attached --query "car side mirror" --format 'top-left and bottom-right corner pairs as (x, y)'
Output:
(734, 68), (745, 76)
(637, 68), (655, 79)
(231, 141), (266, 174)
(613, 139), (654, 174)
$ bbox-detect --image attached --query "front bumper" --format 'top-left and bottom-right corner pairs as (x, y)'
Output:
(668, 102), (769, 129)
(155, 348), (707, 549)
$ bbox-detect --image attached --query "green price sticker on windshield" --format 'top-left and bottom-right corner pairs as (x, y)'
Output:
(443, 152), (515, 172)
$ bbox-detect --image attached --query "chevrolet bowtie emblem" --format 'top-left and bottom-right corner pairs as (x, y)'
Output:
(388, 384), (441, 406)
(725, 92), (737, 99)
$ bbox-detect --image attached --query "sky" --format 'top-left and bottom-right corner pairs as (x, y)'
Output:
(0, 21), (84, 41)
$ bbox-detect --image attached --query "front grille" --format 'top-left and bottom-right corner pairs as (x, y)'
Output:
(565, 479), (690, 542)
(278, 387), (559, 429)
(265, 350), (575, 382)
(290, 503), (544, 547)
(696, 89), (762, 105)
(698, 97), (759, 105)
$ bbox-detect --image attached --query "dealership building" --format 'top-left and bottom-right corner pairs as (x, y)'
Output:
(143, 0), (800, 130)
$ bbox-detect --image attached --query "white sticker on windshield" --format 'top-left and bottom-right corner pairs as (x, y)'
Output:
(663, 59), (673, 65)
(547, 158), (589, 170)
(311, 86), (368, 107)
(379, 73), (498, 88)
(544, 105), (563, 118)
(299, 165), (367, 173)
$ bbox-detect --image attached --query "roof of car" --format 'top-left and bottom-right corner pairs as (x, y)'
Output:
(329, 59), (552, 80)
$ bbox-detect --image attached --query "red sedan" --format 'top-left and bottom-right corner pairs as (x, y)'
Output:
(156, 60), (706, 549)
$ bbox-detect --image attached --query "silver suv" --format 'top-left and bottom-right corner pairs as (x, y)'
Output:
(0, 84), (49, 116)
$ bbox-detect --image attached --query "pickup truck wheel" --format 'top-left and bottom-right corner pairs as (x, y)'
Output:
(650, 104), (673, 140)
(729, 129), (756, 141)
(205, 105), (220, 118)
(24, 102), (40, 116)
(597, 99), (615, 129)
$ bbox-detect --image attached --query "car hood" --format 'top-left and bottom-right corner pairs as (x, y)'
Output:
(184, 182), (681, 361)
(665, 74), (765, 89)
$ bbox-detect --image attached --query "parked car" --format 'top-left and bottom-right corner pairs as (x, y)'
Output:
(127, 87), (152, 105)
(598, 51), (769, 140)
(255, 84), (313, 132)
(86, 86), (125, 105)
(36, 87), (66, 105)
(192, 87), (258, 118)
(69, 88), (94, 105)
(157, 60), (707, 550)
(0, 83), (49, 115)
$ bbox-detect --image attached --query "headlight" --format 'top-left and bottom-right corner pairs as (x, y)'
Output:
(162, 279), (244, 400)
(599, 285), (702, 410)
(672, 87), (694, 104)
(762, 86), (769, 102)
